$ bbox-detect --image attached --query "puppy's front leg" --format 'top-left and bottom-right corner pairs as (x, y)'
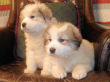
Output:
(41, 58), (52, 76)
(24, 50), (37, 74)
(52, 65), (67, 79)
(72, 64), (93, 80)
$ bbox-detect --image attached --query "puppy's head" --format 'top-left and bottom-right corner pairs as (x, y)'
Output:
(44, 22), (82, 57)
(20, 3), (53, 33)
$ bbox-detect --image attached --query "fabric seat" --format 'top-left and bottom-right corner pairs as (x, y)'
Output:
(0, 60), (109, 82)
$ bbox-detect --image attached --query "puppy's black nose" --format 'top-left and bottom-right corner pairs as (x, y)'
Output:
(50, 47), (56, 53)
(22, 23), (26, 28)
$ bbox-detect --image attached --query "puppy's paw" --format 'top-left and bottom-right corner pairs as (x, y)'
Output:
(24, 68), (35, 74)
(72, 69), (87, 80)
(41, 70), (51, 76)
(52, 70), (67, 79)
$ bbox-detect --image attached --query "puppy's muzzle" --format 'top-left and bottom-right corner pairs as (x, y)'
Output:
(50, 47), (56, 54)
(22, 23), (26, 28)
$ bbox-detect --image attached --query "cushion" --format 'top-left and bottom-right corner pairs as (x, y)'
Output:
(93, 0), (110, 24)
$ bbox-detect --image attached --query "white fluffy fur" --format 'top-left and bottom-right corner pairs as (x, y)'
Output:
(20, 3), (55, 74)
(41, 22), (94, 80)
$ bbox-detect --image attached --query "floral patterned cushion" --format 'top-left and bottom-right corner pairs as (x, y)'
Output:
(0, 0), (11, 28)
(93, 0), (110, 24)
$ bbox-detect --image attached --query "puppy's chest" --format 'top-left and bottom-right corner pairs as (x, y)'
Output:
(25, 35), (45, 54)
(62, 59), (75, 72)
(52, 57), (78, 72)
(52, 57), (76, 72)
(26, 35), (44, 47)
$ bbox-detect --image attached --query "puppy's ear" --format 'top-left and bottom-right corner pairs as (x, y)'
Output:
(37, 4), (53, 22)
(68, 23), (82, 48)
(20, 10), (24, 23)
(43, 26), (50, 46)
(43, 31), (47, 46)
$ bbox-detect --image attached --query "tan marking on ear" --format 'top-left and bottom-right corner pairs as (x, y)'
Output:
(31, 7), (41, 16)
(29, 3), (52, 22)
(71, 23), (82, 42)
(37, 4), (52, 21)
(55, 22), (66, 29)
(43, 25), (51, 46)
(60, 23), (82, 40)
(20, 11), (24, 23)
(68, 23), (82, 48)
(58, 23), (74, 39)
(58, 22), (82, 48)
(43, 31), (51, 46)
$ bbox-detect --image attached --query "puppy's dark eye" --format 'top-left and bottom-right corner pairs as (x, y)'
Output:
(30, 16), (35, 19)
(59, 39), (65, 42)
(48, 39), (52, 42)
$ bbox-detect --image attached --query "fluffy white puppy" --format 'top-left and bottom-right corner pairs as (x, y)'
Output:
(20, 3), (55, 74)
(41, 22), (94, 80)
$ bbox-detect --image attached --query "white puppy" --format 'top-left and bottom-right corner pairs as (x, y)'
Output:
(20, 3), (55, 74)
(41, 22), (94, 80)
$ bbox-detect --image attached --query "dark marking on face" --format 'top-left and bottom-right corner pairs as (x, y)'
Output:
(72, 30), (82, 49)
(72, 39), (82, 49)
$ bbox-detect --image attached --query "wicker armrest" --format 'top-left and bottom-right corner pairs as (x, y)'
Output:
(94, 30), (110, 73)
